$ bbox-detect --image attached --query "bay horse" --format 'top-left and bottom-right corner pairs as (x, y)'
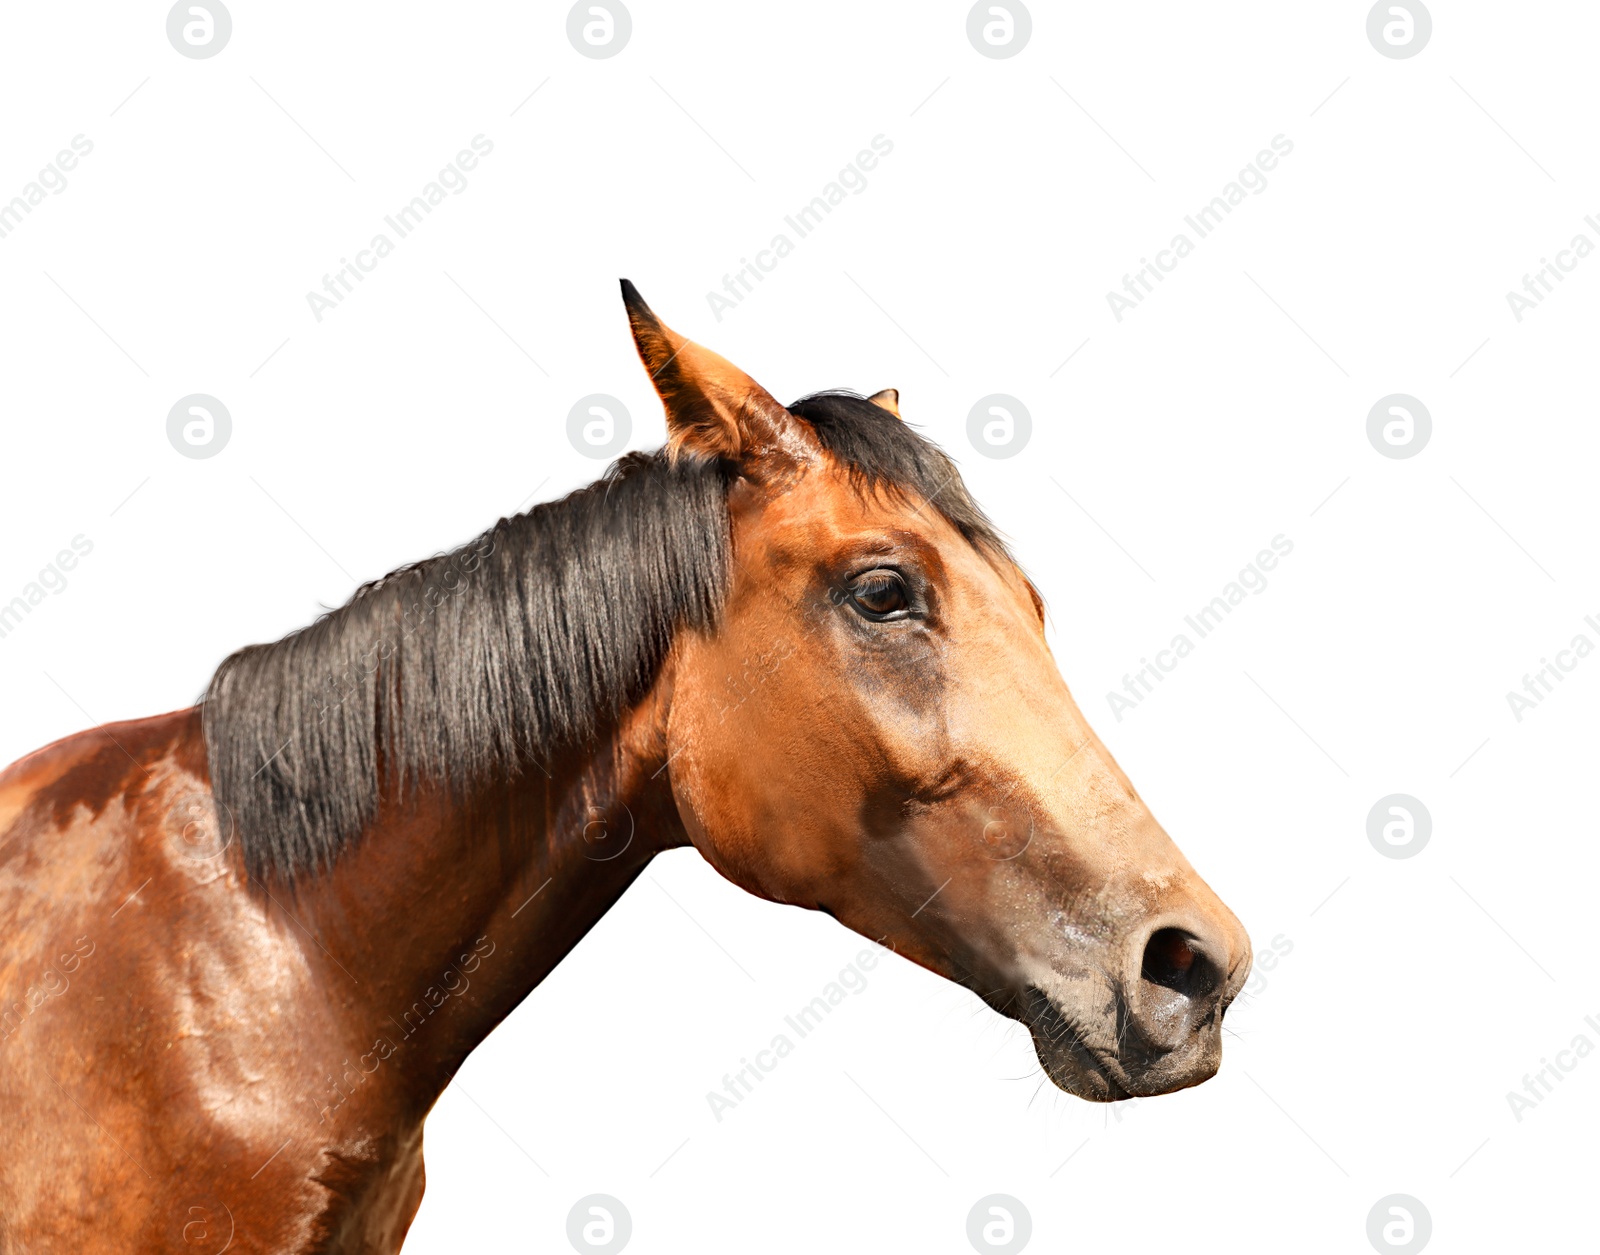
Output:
(0, 282), (1250, 1252)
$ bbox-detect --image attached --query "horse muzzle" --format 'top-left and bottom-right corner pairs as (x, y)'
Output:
(1017, 912), (1252, 1101)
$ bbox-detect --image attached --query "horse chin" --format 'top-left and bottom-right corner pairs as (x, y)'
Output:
(1021, 987), (1230, 1102)
(1014, 984), (1135, 1103)
(1033, 1040), (1133, 1102)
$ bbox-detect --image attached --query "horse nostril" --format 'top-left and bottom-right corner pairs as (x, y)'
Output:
(1140, 928), (1220, 1000)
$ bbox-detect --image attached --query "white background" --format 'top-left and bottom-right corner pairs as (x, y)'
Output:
(1, 2), (1595, 1251)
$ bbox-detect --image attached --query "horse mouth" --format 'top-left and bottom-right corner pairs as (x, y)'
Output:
(1016, 985), (1134, 1103)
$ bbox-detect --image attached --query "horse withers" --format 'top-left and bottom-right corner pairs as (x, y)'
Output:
(0, 282), (1250, 1251)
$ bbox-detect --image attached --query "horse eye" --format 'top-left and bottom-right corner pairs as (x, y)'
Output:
(848, 570), (910, 619)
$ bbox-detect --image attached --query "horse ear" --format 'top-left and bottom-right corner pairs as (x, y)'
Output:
(867, 388), (900, 418)
(620, 280), (814, 470)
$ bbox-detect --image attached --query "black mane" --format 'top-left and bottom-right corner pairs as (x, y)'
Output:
(203, 392), (1002, 881)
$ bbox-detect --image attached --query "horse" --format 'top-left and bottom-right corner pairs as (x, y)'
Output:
(0, 281), (1250, 1252)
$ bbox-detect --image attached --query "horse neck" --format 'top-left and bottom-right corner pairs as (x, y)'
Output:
(291, 675), (687, 1106)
